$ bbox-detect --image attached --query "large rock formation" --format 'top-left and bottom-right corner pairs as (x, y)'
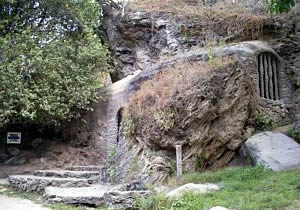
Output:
(120, 60), (258, 182)
(65, 5), (300, 183)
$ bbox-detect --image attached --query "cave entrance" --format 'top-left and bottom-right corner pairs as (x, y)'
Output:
(116, 108), (124, 143)
(257, 52), (280, 100)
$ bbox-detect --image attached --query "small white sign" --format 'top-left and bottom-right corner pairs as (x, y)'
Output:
(7, 132), (21, 144)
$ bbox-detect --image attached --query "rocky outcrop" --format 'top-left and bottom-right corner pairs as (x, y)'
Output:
(122, 61), (258, 182)
(166, 183), (220, 198)
(241, 132), (300, 171)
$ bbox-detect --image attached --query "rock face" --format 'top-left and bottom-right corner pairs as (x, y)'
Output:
(241, 132), (300, 171)
(166, 183), (220, 198)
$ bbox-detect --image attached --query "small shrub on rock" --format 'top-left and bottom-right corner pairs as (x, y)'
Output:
(255, 114), (275, 131)
(288, 128), (300, 143)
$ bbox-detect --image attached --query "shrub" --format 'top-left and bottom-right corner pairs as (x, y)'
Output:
(254, 114), (275, 131)
(288, 127), (300, 143)
(267, 0), (295, 14)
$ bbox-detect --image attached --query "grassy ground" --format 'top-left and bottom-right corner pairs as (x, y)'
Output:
(137, 166), (300, 210)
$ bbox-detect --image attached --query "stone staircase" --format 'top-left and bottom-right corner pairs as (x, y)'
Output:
(9, 166), (104, 193)
(8, 165), (150, 208)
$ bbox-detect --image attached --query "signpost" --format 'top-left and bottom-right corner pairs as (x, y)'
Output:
(7, 132), (21, 144)
(176, 145), (182, 178)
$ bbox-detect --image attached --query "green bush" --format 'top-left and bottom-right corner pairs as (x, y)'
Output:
(255, 114), (275, 131)
(288, 128), (300, 143)
(267, 0), (295, 14)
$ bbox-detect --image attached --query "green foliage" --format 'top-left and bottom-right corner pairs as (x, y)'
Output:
(288, 127), (300, 143)
(121, 111), (135, 137)
(0, 0), (111, 126)
(267, 0), (295, 14)
(154, 109), (175, 131)
(135, 194), (170, 210)
(254, 114), (275, 131)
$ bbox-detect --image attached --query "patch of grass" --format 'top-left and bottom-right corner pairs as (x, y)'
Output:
(138, 166), (300, 210)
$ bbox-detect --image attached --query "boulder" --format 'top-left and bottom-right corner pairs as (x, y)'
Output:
(166, 183), (220, 198)
(241, 132), (300, 171)
(210, 207), (230, 210)
(103, 190), (151, 209)
(7, 147), (20, 156)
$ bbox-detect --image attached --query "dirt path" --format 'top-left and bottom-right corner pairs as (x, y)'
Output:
(0, 195), (51, 210)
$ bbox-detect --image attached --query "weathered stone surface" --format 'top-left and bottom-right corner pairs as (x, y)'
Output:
(8, 175), (96, 192)
(34, 170), (99, 179)
(7, 147), (20, 156)
(111, 180), (146, 191)
(166, 183), (220, 198)
(241, 132), (300, 171)
(103, 190), (151, 209)
(44, 185), (111, 206)
(65, 166), (104, 171)
(210, 207), (230, 210)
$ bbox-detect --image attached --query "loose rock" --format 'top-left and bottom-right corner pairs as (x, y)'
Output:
(104, 190), (151, 210)
(241, 132), (300, 171)
(166, 183), (220, 198)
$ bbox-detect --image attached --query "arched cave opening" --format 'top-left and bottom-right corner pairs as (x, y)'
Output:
(116, 108), (124, 143)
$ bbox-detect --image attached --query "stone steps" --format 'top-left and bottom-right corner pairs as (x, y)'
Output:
(8, 175), (97, 192)
(33, 170), (99, 179)
(44, 184), (112, 206)
(65, 166), (104, 171)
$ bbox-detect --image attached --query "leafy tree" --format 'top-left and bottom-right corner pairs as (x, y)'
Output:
(0, 0), (111, 126)
(267, 0), (295, 14)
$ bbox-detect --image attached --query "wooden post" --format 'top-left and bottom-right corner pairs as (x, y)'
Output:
(176, 145), (182, 178)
